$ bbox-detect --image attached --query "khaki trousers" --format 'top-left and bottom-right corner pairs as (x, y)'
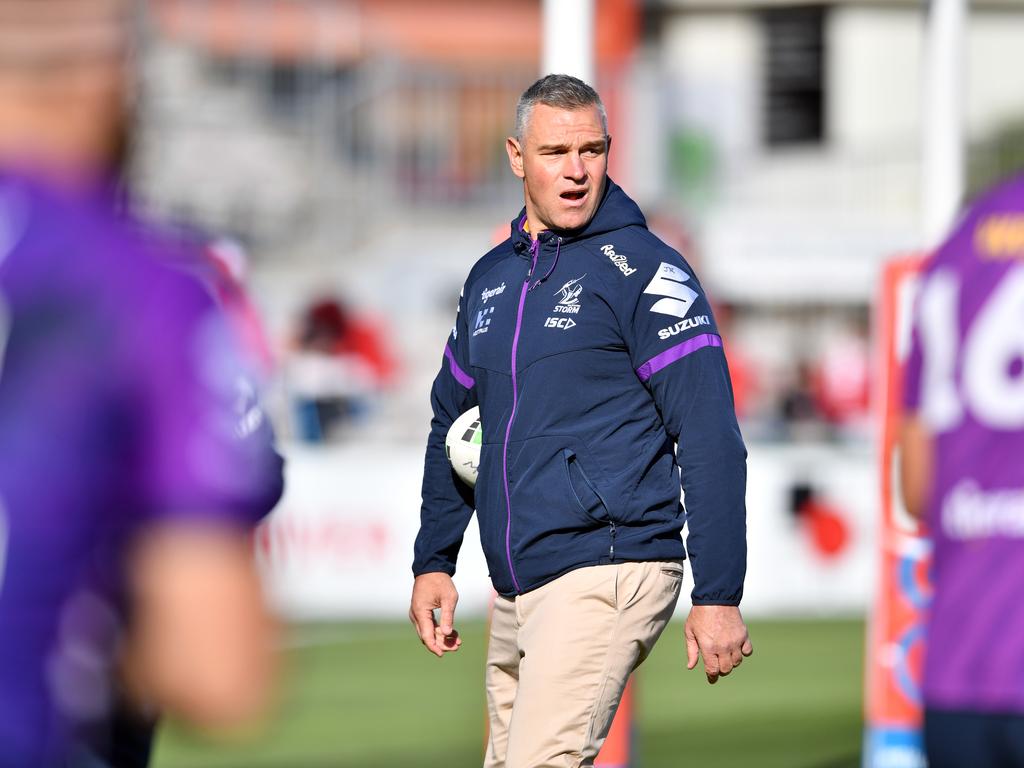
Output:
(483, 560), (683, 768)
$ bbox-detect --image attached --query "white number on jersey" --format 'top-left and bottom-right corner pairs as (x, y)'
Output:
(918, 264), (1024, 431)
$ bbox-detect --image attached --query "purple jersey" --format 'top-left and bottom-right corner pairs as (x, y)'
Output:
(0, 174), (284, 765)
(904, 173), (1024, 714)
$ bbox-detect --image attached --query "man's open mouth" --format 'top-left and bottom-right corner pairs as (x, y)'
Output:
(561, 190), (587, 201)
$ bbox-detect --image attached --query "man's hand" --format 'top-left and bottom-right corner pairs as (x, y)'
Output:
(685, 604), (752, 684)
(409, 572), (462, 658)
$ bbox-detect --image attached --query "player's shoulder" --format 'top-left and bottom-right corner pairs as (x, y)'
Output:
(931, 173), (1024, 272)
(583, 224), (700, 292)
(974, 172), (1024, 211)
(77, 213), (225, 353)
(465, 238), (516, 291)
(3, 179), (225, 377)
(965, 173), (1024, 261)
(8, 178), (202, 304)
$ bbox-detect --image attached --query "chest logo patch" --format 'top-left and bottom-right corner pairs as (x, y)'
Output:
(552, 275), (586, 315)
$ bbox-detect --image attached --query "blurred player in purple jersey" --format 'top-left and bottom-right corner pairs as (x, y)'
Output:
(0, 2), (285, 766)
(902, 171), (1024, 768)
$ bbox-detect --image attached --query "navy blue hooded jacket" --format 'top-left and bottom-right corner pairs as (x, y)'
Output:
(414, 179), (747, 604)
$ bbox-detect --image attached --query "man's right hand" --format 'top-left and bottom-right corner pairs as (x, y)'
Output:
(685, 604), (753, 684)
(409, 572), (462, 658)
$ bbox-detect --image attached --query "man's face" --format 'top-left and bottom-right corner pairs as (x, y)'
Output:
(506, 103), (609, 234)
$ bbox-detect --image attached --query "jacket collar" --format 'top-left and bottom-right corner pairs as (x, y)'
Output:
(508, 177), (647, 258)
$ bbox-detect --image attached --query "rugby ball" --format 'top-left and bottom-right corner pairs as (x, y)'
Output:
(445, 406), (482, 488)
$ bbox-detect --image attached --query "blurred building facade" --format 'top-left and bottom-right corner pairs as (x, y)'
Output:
(132, 1), (1024, 439)
(644, 0), (1024, 303)
(129, 0), (1024, 444)
(136, 0), (638, 253)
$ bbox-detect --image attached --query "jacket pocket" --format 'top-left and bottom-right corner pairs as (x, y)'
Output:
(563, 449), (611, 523)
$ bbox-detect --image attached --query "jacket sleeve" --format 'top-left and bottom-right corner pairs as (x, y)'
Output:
(412, 287), (478, 577)
(621, 255), (747, 605)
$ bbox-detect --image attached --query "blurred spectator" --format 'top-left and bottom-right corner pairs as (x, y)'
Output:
(0, 3), (284, 766)
(809, 320), (871, 436)
(287, 296), (397, 441)
(713, 301), (757, 420)
(779, 360), (829, 441)
(756, 317), (872, 443)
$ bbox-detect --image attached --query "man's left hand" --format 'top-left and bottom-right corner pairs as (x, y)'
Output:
(684, 604), (752, 684)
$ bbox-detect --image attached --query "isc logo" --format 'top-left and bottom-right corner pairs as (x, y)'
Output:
(544, 317), (576, 330)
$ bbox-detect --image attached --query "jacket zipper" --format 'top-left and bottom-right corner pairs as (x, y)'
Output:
(501, 238), (539, 593)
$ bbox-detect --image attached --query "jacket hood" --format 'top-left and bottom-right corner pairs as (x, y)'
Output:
(509, 177), (648, 248)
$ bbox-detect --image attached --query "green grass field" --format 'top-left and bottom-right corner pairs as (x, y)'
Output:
(152, 618), (865, 768)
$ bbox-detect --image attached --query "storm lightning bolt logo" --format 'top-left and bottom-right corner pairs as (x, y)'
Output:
(554, 275), (587, 306)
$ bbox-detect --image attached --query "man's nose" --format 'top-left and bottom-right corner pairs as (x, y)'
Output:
(563, 152), (586, 181)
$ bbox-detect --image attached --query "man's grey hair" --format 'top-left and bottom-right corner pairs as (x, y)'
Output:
(514, 74), (608, 142)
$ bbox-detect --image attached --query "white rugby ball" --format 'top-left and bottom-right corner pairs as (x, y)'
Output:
(445, 406), (482, 488)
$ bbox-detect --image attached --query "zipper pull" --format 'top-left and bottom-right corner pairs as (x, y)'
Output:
(609, 521), (616, 560)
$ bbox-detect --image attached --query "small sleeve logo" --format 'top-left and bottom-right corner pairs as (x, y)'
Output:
(601, 244), (636, 276)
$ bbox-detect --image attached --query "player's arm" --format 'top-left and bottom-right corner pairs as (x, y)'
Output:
(410, 286), (477, 656)
(899, 416), (933, 521)
(121, 522), (276, 730)
(124, 271), (283, 728)
(621, 254), (750, 682)
(898, 280), (934, 522)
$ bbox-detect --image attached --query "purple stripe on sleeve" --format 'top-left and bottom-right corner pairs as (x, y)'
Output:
(444, 345), (475, 389)
(636, 333), (722, 382)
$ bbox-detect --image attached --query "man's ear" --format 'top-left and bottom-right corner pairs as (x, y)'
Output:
(506, 136), (525, 180)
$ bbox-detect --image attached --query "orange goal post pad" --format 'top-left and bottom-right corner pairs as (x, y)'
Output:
(863, 253), (931, 768)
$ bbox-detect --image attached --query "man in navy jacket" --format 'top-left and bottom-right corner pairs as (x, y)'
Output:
(410, 74), (750, 768)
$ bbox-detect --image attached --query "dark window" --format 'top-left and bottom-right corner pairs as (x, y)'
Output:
(762, 6), (826, 146)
